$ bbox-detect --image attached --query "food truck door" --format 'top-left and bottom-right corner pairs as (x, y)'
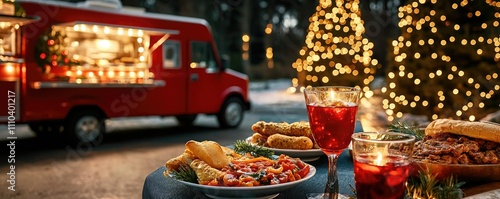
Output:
(186, 41), (222, 113)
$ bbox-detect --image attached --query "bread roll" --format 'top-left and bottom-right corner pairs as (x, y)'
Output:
(185, 140), (230, 169)
(425, 119), (500, 143)
(266, 134), (313, 150)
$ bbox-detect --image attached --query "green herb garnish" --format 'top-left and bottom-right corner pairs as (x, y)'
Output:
(388, 121), (425, 141)
(406, 167), (465, 199)
(233, 140), (274, 159)
(169, 163), (197, 183)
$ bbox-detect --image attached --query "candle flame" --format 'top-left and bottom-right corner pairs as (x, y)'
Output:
(329, 90), (335, 100)
(375, 151), (385, 166)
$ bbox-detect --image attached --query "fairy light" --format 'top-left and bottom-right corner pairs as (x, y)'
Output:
(383, 0), (500, 122)
(292, 0), (378, 98)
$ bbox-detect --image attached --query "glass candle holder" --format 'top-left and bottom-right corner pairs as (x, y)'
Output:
(351, 132), (416, 199)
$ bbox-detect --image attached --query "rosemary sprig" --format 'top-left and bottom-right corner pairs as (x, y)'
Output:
(387, 121), (425, 141)
(233, 140), (274, 159)
(169, 163), (197, 183)
(406, 167), (465, 199)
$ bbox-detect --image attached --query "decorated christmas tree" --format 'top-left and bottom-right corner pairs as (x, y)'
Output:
(291, 0), (379, 98)
(383, 0), (500, 122)
(34, 27), (78, 74)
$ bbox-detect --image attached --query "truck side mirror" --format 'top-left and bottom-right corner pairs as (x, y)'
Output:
(220, 54), (230, 71)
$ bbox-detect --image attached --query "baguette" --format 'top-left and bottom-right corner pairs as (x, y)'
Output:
(185, 140), (230, 169)
(425, 119), (500, 143)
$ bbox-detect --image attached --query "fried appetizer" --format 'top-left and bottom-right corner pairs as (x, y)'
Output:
(250, 132), (268, 146)
(266, 134), (314, 150)
(290, 121), (314, 140)
(165, 149), (196, 172)
(185, 140), (230, 169)
(251, 121), (312, 137)
(190, 159), (225, 184)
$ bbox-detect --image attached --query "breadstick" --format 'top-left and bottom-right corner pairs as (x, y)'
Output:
(266, 134), (313, 150)
(252, 121), (311, 137)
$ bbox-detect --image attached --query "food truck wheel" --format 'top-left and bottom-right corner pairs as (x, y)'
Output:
(65, 110), (105, 146)
(217, 97), (244, 128)
(175, 114), (198, 126)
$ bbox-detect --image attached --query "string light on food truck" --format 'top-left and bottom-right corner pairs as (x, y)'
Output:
(34, 21), (157, 84)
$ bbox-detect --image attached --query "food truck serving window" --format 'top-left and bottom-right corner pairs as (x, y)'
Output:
(49, 22), (177, 84)
(0, 15), (39, 61)
(0, 23), (16, 57)
(55, 23), (151, 68)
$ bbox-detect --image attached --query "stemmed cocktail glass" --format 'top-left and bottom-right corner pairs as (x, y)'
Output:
(304, 86), (361, 199)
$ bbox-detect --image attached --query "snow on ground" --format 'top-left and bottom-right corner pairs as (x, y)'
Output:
(249, 79), (305, 108)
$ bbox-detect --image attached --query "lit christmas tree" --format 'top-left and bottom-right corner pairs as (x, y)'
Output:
(383, 0), (500, 122)
(291, 0), (379, 98)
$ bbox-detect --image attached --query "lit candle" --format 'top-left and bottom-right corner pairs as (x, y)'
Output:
(374, 151), (386, 166)
(352, 132), (415, 199)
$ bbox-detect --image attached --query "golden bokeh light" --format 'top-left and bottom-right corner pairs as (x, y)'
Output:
(384, 0), (500, 121)
(292, 0), (378, 98)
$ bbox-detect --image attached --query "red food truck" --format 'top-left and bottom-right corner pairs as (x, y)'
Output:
(0, 0), (251, 145)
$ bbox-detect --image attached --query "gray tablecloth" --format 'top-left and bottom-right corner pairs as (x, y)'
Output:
(142, 151), (355, 199)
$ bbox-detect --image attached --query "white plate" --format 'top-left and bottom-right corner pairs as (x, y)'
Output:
(171, 164), (316, 199)
(265, 147), (324, 162)
(246, 137), (324, 162)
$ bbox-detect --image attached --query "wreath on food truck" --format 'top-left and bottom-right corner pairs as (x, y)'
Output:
(34, 26), (79, 74)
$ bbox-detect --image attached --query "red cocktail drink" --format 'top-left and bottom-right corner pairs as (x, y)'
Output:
(306, 105), (358, 155)
(304, 86), (361, 199)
